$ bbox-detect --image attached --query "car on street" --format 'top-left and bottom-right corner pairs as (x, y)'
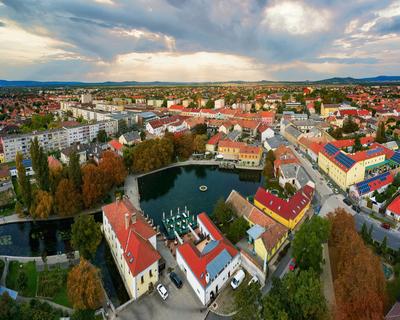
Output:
(334, 188), (339, 194)
(289, 258), (297, 271)
(169, 272), (183, 288)
(231, 269), (245, 289)
(157, 283), (168, 300)
(248, 275), (259, 286)
(381, 222), (391, 230)
(343, 198), (352, 206)
(352, 205), (361, 213)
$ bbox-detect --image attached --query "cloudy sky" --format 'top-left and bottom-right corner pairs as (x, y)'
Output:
(1, 0), (400, 82)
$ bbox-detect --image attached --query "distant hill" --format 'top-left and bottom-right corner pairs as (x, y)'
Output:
(1, 75), (400, 88)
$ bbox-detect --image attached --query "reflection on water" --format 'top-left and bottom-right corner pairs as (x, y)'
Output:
(0, 213), (129, 306)
(139, 165), (263, 228)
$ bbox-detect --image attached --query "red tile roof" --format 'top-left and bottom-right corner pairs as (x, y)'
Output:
(255, 184), (314, 221)
(103, 199), (160, 276)
(207, 132), (224, 146)
(109, 139), (123, 151)
(177, 213), (238, 287)
(388, 196), (400, 216)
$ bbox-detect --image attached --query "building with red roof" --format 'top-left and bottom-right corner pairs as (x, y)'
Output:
(254, 182), (315, 229)
(386, 196), (400, 221)
(108, 139), (124, 156)
(176, 212), (240, 305)
(103, 198), (161, 300)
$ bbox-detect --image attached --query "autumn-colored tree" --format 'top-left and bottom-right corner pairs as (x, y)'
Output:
(55, 179), (82, 216)
(49, 166), (64, 195)
(193, 134), (207, 153)
(98, 150), (127, 187)
(174, 133), (194, 159)
(67, 259), (104, 310)
(328, 208), (386, 320)
(82, 164), (107, 208)
(68, 151), (82, 190)
(30, 190), (53, 219)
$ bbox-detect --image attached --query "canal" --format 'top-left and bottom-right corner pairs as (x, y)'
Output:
(0, 165), (263, 306)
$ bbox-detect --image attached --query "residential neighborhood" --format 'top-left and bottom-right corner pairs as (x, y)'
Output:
(1, 1), (400, 320)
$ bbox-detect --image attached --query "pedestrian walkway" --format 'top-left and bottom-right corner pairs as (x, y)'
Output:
(321, 243), (336, 313)
(0, 258), (8, 286)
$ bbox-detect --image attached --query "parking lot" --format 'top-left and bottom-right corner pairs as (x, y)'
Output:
(117, 240), (206, 320)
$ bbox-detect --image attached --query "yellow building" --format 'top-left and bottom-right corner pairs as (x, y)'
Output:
(0, 152), (4, 163)
(321, 103), (340, 117)
(102, 198), (161, 300)
(253, 182), (315, 230)
(226, 190), (288, 263)
(218, 140), (263, 166)
(318, 143), (387, 190)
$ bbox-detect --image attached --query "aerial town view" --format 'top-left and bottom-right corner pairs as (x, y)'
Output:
(1, 1), (400, 320)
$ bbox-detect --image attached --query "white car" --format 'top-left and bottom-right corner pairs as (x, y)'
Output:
(248, 275), (259, 286)
(231, 269), (245, 289)
(157, 283), (168, 300)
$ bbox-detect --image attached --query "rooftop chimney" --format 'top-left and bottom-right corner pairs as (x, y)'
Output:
(125, 213), (130, 230)
(131, 211), (137, 225)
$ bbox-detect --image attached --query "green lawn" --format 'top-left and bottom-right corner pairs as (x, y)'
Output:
(37, 267), (71, 308)
(6, 261), (38, 297)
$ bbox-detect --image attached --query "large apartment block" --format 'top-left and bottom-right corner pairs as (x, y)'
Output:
(1, 121), (118, 162)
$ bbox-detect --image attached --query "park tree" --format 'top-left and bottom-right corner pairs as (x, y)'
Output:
(68, 151), (82, 190)
(98, 151), (127, 187)
(342, 116), (359, 134)
(37, 148), (50, 191)
(227, 217), (248, 243)
(354, 135), (362, 152)
(376, 121), (387, 143)
(262, 270), (326, 320)
(82, 164), (107, 208)
(174, 133), (194, 160)
(0, 292), (19, 320)
(30, 137), (40, 174)
(55, 179), (82, 216)
(71, 215), (102, 259)
(213, 198), (235, 226)
(262, 160), (274, 179)
(96, 129), (107, 143)
(292, 216), (330, 274)
(191, 123), (207, 135)
(30, 190), (53, 219)
(16, 152), (32, 209)
(49, 166), (64, 195)
(328, 208), (386, 320)
(130, 138), (174, 173)
(234, 282), (262, 320)
(67, 259), (104, 310)
(192, 134), (207, 153)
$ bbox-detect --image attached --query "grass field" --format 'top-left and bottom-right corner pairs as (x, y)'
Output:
(37, 267), (71, 307)
(6, 261), (38, 297)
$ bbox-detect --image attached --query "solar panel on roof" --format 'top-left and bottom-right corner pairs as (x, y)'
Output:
(206, 249), (231, 280)
(391, 152), (400, 164)
(324, 143), (339, 156)
(367, 148), (383, 156)
(335, 152), (355, 169)
(356, 172), (391, 195)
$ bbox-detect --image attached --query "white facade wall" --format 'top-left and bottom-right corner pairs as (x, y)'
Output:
(102, 213), (159, 300)
(176, 247), (240, 305)
(261, 128), (274, 141)
(1, 130), (68, 162)
(214, 99), (225, 109)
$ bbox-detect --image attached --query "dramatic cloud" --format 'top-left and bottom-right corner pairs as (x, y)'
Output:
(0, 0), (400, 81)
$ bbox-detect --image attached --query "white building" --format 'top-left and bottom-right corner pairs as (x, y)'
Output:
(214, 99), (225, 109)
(103, 198), (161, 300)
(81, 93), (93, 104)
(176, 213), (240, 305)
(1, 129), (68, 163)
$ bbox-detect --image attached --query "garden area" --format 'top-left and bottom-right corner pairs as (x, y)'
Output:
(5, 261), (71, 307)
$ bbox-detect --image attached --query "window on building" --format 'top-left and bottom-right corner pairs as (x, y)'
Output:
(141, 276), (144, 284)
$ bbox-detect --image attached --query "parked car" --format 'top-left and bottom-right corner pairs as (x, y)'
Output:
(231, 269), (245, 289)
(248, 275), (259, 286)
(289, 258), (297, 271)
(352, 205), (361, 213)
(381, 222), (391, 230)
(169, 272), (183, 288)
(343, 198), (352, 206)
(157, 283), (168, 300)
